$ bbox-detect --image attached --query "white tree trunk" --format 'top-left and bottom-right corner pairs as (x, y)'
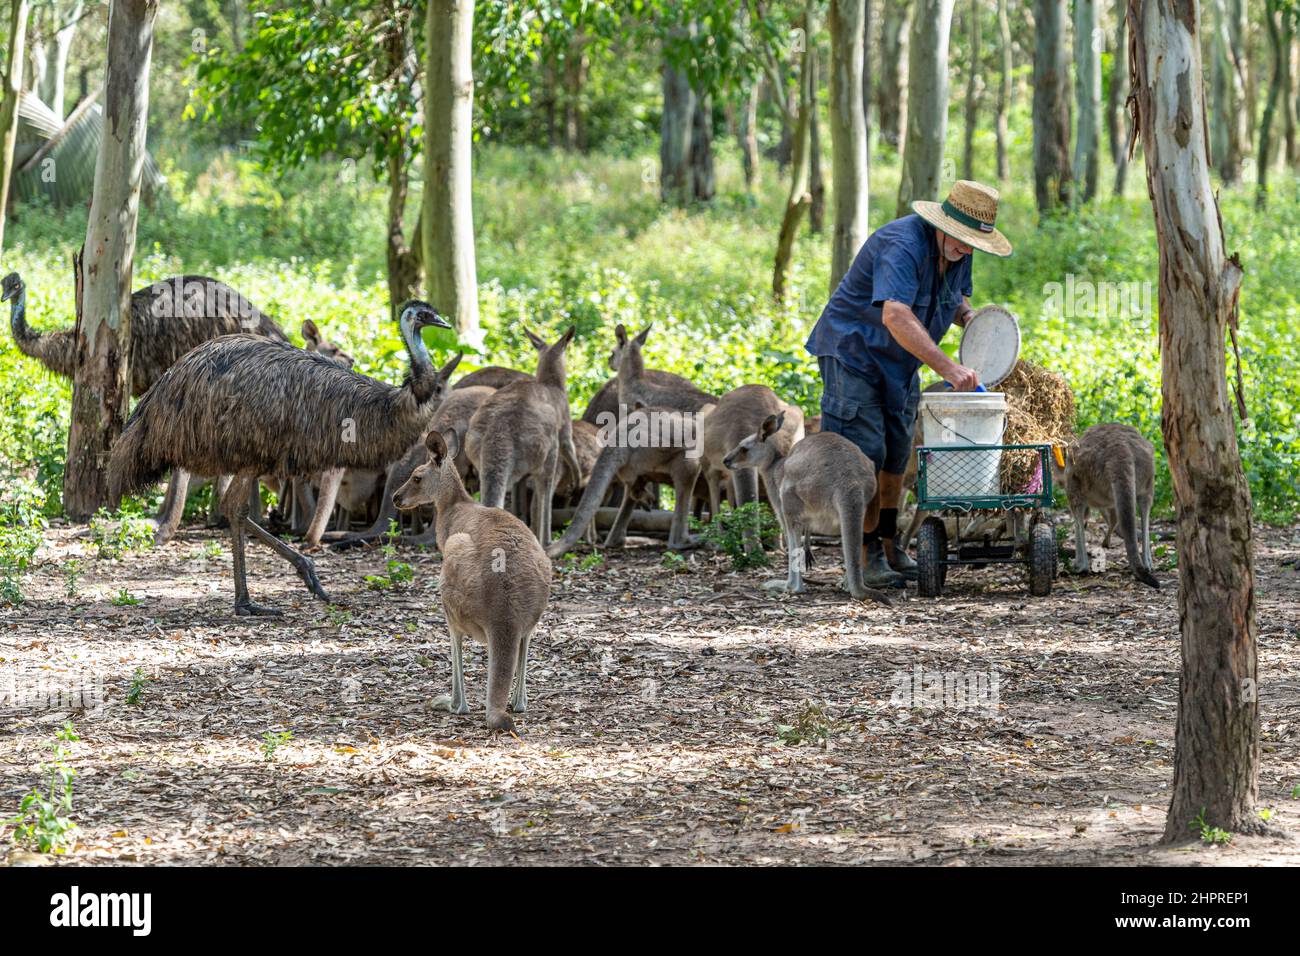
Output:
(995, 0), (1011, 180)
(896, 0), (955, 218)
(45, 1), (82, 118)
(1032, 0), (1071, 211)
(829, 0), (869, 290)
(0, 0), (30, 255)
(422, 0), (480, 347)
(1127, 0), (1261, 841)
(1072, 0), (1100, 201)
(66, 0), (158, 519)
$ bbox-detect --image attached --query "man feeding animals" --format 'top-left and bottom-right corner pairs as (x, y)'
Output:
(804, 180), (1013, 588)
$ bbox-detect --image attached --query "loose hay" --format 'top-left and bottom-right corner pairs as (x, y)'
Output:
(998, 360), (1077, 492)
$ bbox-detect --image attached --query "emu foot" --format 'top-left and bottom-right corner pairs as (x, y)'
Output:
(433, 695), (470, 715)
(235, 600), (282, 617)
(1134, 567), (1160, 589)
(294, 559), (331, 603)
(509, 695), (528, 714)
(762, 578), (805, 594)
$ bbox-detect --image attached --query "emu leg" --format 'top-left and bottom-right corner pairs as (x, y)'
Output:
(154, 468), (191, 545)
(226, 475), (280, 617)
(241, 517), (331, 604)
(209, 475), (233, 529)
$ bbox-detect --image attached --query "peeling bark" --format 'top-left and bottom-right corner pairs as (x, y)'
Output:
(1127, 0), (1261, 842)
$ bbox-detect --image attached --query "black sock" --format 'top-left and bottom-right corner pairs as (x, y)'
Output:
(878, 508), (898, 541)
(862, 529), (880, 546)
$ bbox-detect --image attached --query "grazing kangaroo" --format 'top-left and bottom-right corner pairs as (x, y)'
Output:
(465, 328), (580, 544)
(452, 365), (532, 391)
(723, 413), (891, 605)
(547, 403), (703, 557)
(702, 384), (805, 519)
(1050, 422), (1159, 588)
(394, 429), (551, 733)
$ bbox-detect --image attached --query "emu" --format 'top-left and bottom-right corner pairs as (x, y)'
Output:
(4, 270), (288, 540)
(108, 301), (452, 616)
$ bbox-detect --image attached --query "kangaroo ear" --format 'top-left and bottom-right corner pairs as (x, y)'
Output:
(634, 323), (653, 346)
(442, 428), (462, 462)
(301, 319), (320, 345)
(425, 429), (449, 465)
(559, 325), (576, 349)
(438, 351), (464, 382)
(614, 323), (628, 347)
(759, 412), (783, 441)
(522, 327), (547, 351)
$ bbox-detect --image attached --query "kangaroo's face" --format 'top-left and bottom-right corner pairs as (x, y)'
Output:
(394, 429), (460, 511)
(608, 323), (652, 372)
(723, 411), (786, 471)
(302, 320), (356, 368)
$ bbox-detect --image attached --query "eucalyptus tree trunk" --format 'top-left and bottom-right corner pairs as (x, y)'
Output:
(39, 0), (82, 117)
(1258, 0), (1284, 207)
(691, 92), (715, 202)
(862, 0), (874, 151)
(808, 46), (825, 234)
(961, 1), (981, 181)
(1210, 0), (1245, 180)
(829, 0), (869, 291)
(1127, 0), (1261, 843)
(896, 0), (955, 218)
(1283, 12), (1297, 166)
(877, 0), (908, 151)
(773, 4), (818, 301)
(0, 0), (30, 255)
(423, 0), (480, 344)
(1222, 0), (1248, 181)
(383, 23), (420, 317)
(1072, 0), (1100, 202)
(739, 80), (761, 193)
(1109, 10), (1131, 196)
(1032, 0), (1072, 212)
(995, 0), (1011, 181)
(66, 0), (158, 519)
(660, 27), (695, 205)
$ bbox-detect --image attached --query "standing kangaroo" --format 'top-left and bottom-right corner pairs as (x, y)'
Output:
(394, 429), (551, 733)
(1050, 422), (1159, 588)
(702, 384), (805, 518)
(465, 327), (580, 543)
(723, 413), (891, 605)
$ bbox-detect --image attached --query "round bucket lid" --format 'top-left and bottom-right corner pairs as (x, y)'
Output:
(959, 305), (1021, 387)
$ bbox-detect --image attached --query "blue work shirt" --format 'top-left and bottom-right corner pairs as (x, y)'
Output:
(805, 214), (973, 409)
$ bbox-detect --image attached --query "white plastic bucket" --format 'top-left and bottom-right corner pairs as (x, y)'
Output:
(919, 392), (1008, 498)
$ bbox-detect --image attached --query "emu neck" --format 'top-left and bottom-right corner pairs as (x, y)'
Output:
(399, 317), (439, 404)
(9, 290), (76, 380)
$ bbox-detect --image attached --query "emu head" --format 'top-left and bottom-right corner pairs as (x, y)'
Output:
(301, 319), (356, 368)
(1, 273), (23, 302)
(723, 411), (785, 472)
(608, 322), (652, 372)
(394, 428), (461, 511)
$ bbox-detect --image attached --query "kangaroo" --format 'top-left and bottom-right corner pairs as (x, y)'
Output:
(1050, 422), (1158, 588)
(329, 381), (491, 551)
(394, 429), (551, 733)
(608, 323), (718, 413)
(702, 384), (805, 519)
(465, 328), (580, 544)
(547, 403), (703, 557)
(723, 413), (891, 605)
(453, 365), (532, 391)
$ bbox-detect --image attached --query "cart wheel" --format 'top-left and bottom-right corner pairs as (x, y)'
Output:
(917, 517), (948, 598)
(1028, 520), (1057, 596)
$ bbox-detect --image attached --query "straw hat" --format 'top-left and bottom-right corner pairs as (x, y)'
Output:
(912, 180), (1013, 257)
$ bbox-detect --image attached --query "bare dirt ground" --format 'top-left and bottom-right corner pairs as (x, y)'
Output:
(2, 518), (1297, 866)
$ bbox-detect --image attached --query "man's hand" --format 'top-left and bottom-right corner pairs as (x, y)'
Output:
(942, 362), (981, 391)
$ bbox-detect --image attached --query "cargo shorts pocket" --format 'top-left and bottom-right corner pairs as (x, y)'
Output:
(819, 393), (861, 425)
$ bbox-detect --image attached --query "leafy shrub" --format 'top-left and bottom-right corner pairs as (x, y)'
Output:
(695, 501), (780, 571)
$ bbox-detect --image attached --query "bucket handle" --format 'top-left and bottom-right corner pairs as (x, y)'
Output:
(923, 403), (1009, 446)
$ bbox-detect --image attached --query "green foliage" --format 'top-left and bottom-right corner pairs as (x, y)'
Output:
(62, 558), (83, 599)
(661, 550), (690, 573)
(365, 542), (414, 590)
(695, 501), (780, 570)
(91, 509), (155, 561)
(5, 722), (79, 855)
(260, 730), (294, 763)
(1189, 807), (1233, 846)
(110, 589), (141, 607)
(0, 474), (46, 606)
(126, 668), (150, 707)
(775, 700), (835, 748)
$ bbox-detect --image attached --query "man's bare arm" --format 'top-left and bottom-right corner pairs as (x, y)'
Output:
(882, 300), (979, 390)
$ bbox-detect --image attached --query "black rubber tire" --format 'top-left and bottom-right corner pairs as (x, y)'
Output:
(917, 517), (948, 598)
(1029, 520), (1057, 596)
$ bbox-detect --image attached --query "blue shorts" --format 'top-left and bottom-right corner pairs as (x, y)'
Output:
(817, 356), (919, 474)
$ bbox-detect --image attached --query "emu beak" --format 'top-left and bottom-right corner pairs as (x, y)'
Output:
(417, 308), (452, 330)
(1, 286), (13, 302)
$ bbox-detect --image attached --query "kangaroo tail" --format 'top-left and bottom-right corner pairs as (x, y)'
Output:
(485, 632), (520, 733)
(1112, 466), (1159, 588)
